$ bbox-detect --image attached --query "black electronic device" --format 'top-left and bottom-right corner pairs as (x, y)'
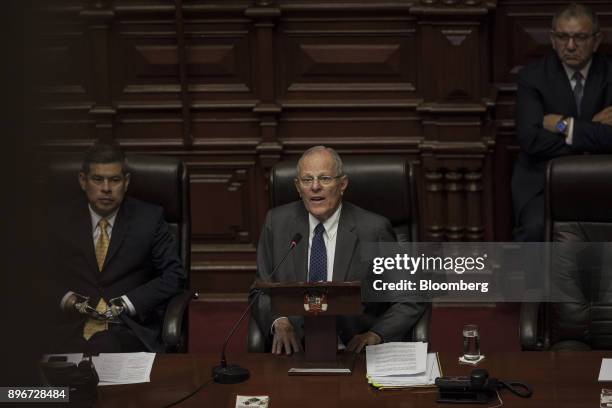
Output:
(40, 356), (99, 405)
(435, 368), (532, 404)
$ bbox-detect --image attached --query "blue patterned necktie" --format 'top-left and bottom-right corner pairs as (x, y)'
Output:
(573, 71), (584, 116)
(309, 223), (327, 282)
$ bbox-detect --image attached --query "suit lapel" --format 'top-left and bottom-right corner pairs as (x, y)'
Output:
(103, 201), (128, 271)
(292, 208), (309, 282)
(332, 205), (357, 282)
(581, 54), (607, 120)
(549, 54), (577, 116)
(74, 202), (99, 283)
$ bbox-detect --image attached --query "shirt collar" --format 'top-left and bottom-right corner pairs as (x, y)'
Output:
(308, 203), (342, 240)
(562, 58), (592, 83)
(88, 205), (118, 231)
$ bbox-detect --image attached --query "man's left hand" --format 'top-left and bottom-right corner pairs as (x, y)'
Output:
(593, 106), (612, 126)
(346, 331), (382, 353)
(107, 297), (126, 319)
(543, 114), (563, 133)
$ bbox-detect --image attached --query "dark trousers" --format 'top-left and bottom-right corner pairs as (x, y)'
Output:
(513, 192), (545, 242)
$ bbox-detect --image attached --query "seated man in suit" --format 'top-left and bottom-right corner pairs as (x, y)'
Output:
(251, 146), (425, 354)
(512, 2), (612, 242)
(48, 143), (186, 353)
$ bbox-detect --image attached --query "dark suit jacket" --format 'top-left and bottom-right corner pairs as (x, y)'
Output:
(512, 51), (612, 217)
(251, 200), (425, 347)
(50, 196), (186, 352)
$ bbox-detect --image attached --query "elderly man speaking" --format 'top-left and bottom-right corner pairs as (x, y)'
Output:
(251, 146), (424, 355)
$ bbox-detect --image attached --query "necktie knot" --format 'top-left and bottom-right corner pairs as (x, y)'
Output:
(573, 71), (583, 82)
(98, 218), (108, 230)
(314, 222), (325, 236)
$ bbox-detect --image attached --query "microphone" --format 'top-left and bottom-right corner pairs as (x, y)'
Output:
(212, 233), (302, 384)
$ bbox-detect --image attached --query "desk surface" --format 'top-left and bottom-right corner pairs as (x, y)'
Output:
(97, 351), (612, 407)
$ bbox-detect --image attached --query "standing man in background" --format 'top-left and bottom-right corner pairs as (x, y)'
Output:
(513, 2), (612, 241)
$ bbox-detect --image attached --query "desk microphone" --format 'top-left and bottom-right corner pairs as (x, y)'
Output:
(212, 233), (302, 384)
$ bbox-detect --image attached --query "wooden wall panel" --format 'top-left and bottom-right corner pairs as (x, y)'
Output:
(34, 0), (612, 296)
(190, 166), (256, 244)
(185, 20), (256, 101)
(278, 18), (418, 101)
(191, 110), (260, 142)
(111, 22), (181, 102)
(422, 24), (482, 101)
(278, 109), (422, 141)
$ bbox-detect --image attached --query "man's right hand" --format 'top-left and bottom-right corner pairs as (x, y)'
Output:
(593, 106), (612, 126)
(63, 293), (101, 319)
(63, 293), (79, 312)
(272, 317), (302, 355)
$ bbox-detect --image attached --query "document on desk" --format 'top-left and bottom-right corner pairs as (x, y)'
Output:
(366, 342), (427, 376)
(368, 353), (440, 388)
(366, 342), (440, 389)
(599, 359), (612, 381)
(93, 352), (156, 386)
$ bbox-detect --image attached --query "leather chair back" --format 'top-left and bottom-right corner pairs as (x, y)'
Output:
(546, 155), (612, 349)
(270, 156), (418, 242)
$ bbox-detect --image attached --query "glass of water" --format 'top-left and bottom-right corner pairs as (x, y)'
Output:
(462, 324), (480, 361)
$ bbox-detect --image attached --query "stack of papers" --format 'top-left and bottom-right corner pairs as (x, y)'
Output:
(366, 342), (441, 389)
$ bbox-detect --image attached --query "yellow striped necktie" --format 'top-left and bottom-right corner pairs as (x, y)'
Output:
(83, 218), (110, 340)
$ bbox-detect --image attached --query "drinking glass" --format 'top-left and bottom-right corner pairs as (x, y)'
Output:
(462, 324), (480, 361)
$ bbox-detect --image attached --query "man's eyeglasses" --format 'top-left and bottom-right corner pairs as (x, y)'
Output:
(551, 31), (597, 45)
(297, 175), (342, 186)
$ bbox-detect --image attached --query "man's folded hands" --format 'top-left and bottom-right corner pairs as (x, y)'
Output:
(63, 292), (126, 321)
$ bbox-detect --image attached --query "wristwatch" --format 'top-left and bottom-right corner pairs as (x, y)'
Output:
(555, 116), (570, 135)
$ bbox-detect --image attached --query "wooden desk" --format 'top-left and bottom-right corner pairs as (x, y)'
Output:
(97, 352), (612, 407)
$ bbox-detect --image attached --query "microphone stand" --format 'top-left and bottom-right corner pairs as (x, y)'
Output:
(211, 290), (263, 384)
(212, 234), (302, 384)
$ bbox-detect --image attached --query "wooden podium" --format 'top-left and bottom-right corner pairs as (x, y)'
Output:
(255, 281), (362, 374)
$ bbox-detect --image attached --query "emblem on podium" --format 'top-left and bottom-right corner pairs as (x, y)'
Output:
(303, 292), (328, 314)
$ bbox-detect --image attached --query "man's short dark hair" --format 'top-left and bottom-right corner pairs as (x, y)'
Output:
(552, 3), (599, 33)
(81, 143), (127, 174)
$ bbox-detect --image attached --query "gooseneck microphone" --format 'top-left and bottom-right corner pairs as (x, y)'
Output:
(212, 233), (303, 384)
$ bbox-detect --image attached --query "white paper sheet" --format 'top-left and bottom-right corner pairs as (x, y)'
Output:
(92, 352), (156, 386)
(365, 342), (428, 376)
(599, 359), (612, 381)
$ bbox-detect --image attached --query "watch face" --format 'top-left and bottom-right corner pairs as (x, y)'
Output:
(556, 120), (567, 133)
